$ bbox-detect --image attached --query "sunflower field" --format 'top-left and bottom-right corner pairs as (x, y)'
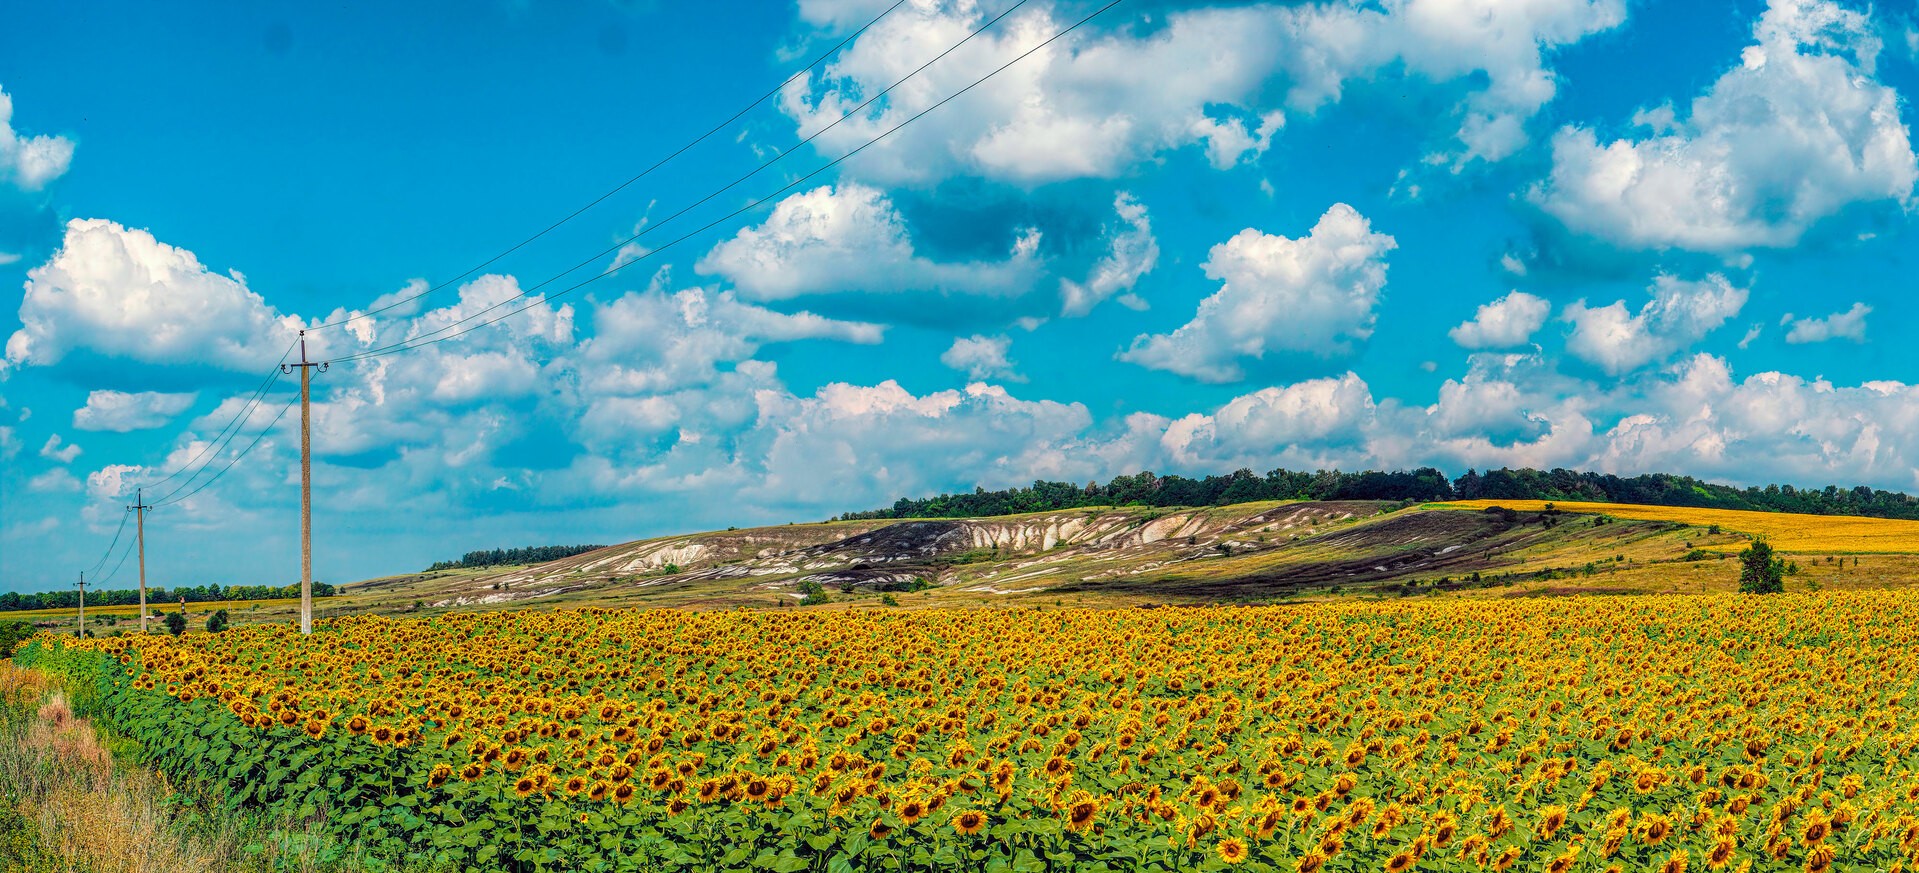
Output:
(19, 593), (1919, 873)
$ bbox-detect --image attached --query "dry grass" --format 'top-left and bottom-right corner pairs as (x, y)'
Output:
(1435, 499), (1919, 553)
(0, 663), (400, 873)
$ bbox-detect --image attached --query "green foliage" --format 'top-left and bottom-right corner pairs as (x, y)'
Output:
(164, 612), (187, 636)
(424, 544), (605, 572)
(879, 593), (899, 607)
(0, 582), (337, 613)
(0, 620), (34, 658)
(797, 581), (830, 607)
(206, 609), (230, 634)
(1738, 540), (1786, 594)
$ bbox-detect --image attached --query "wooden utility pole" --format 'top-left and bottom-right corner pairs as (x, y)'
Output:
(282, 331), (326, 635)
(75, 572), (86, 638)
(130, 488), (153, 633)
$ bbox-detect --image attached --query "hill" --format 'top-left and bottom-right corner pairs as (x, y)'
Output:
(333, 500), (1919, 614)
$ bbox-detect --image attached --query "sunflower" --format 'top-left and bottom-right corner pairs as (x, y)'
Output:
(1538, 805), (1569, 840)
(1804, 844), (1835, 873)
(1385, 850), (1415, 872)
(1802, 813), (1831, 846)
(899, 799), (927, 825)
(1066, 797), (1099, 832)
(371, 725), (394, 744)
(1547, 850), (1579, 873)
(1295, 851), (1327, 873)
(588, 781), (610, 802)
(459, 762), (484, 782)
(744, 777), (772, 802)
(563, 775), (587, 795)
(869, 819), (893, 840)
(612, 782), (635, 804)
(303, 719), (326, 739)
(1216, 837), (1249, 865)
(346, 714), (370, 736)
(426, 763), (451, 788)
(1706, 839), (1735, 870)
(952, 810), (987, 835)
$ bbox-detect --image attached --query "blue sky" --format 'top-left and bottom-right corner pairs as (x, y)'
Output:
(2, 0), (1918, 593)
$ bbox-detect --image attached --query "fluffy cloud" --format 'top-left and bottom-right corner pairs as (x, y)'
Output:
(580, 281), (884, 394)
(72, 390), (198, 432)
(747, 380), (1101, 507)
(1533, 0), (1917, 252)
(781, 0), (1625, 184)
(1059, 192), (1157, 317)
(1120, 203), (1395, 382)
(1562, 274), (1748, 375)
(1161, 373), (1377, 469)
(696, 184), (1040, 300)
(1783, 302), (1870, 344)
(940, 334), (1021, 381)
(1449, 291), (1550, 349)
(1588, 355), (1919, 487)
(5, 219), (300, 372)
(0, 88), (72, 191)
(39, 433), (79, 463)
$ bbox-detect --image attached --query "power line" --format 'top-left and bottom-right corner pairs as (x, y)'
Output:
(330, 0), (1057, 365)
(85, 508), (131, 578)
(96, 519), (141, 586)
(333, 0), (1122, 365)
(139, 341), (294, 492)
(151, 394), (300, 509)
(111, 0), (920, 512)
(305, 0), (914, 333)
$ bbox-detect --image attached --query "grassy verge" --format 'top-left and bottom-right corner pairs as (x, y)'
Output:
(0, 662), (402, 873)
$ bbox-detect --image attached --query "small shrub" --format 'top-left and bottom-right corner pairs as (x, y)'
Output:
(205, 610), (229, 634)
(880, 594), (899, 607)
(163, 612), (187, 636)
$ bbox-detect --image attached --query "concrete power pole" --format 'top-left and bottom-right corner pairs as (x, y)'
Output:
(75, 572), (86, 639)
(282, 331), (326, 636)
(130, 488), (154, 633)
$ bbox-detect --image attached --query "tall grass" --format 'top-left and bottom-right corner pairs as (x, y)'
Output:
(0, 663), (405, 873)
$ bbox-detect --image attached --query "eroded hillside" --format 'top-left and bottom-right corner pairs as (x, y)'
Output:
(342, 500), (1780, 611)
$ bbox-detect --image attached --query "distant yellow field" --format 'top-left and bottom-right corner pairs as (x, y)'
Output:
(1, 597), (307, 623)
(1437, 499), (1919, 553)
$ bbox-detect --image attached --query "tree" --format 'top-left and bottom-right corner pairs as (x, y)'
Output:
(1738, 539), (1785, 594)
(206, 609), (230, 633)
(163, 611), (188, 635)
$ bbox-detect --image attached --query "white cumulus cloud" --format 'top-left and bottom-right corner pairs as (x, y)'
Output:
(0, 87), (73, 191)
(1783, 302), (1871, 343)
(1562, 274), (1748, 375)
(1060, 192), (1157, 317)
(940, 334), (1022, 381)
(1532, 0), (1917, 253)
(72, 390), (199, 432)
(39, 433), (80, 463)
(1449, 291), (1550, 349)
(697, 183), (1041, 300)
(580, 281), (885, 395)
(781, 0), (1625, 184)
(1120, 203), (1395, 383)
(5, 219), (301, 372)
(1161, 372), (1377, 469)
